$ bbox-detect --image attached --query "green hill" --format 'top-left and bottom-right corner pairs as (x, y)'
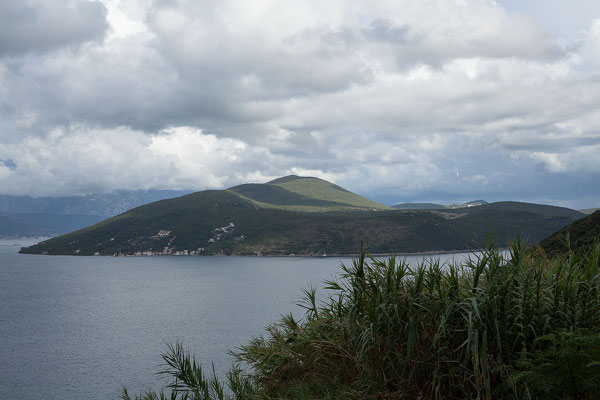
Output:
(538, 210), (600, 257)
(228, 177), (389, 212)
(19, 177), (584, 256)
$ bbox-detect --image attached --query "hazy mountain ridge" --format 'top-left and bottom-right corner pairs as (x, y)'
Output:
(0, 190), (192, 238)
(20, 176), (584, 256)
(0, 190), (192, 217)
(0, 213), (105, 238)
(393, 200), (488, 210)
(392, 203), (446, 210)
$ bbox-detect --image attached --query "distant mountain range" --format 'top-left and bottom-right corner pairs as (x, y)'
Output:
(392, 200), (488, 210)
(20, 175), (585, 256)
(0, 213), (105, 238)
(0, 190), (192, 216)
(392, 202), (446, 210)
(0, 190), (190, 237)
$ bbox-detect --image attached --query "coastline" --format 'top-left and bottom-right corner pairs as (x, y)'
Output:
(10, 235), (504, 258)
(18, 247), (497, 257)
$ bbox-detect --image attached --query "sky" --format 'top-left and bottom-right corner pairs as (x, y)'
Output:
(0, 0), (599, 208)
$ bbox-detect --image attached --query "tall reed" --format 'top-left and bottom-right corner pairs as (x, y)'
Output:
(123, 239), (600, 399)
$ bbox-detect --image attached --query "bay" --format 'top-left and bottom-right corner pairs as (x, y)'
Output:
(0, 239), (475, 400)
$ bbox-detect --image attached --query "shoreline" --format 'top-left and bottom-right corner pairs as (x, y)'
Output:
(18, 248), (500, 257)
(8, 236), (505, 258)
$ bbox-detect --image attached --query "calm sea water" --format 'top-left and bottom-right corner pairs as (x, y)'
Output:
(0, 239), (475, 400)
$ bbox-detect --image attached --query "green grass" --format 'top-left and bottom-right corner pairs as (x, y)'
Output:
(268, 175), (391, 210)
(227, 183), (367, 212)
(228, 175), (391, 212)
(122, 239), (600, 399)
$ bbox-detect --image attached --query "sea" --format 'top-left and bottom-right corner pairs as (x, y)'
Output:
(0, 238), (476, 400)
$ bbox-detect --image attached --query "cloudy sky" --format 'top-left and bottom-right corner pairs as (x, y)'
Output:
(1, 0), (599, 208)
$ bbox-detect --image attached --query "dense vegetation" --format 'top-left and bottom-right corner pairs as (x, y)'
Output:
(539, 210), (600, 258)
(122, 240), (600, 399)
(19, 175), (583, 256)
(20, 200), (581, 256)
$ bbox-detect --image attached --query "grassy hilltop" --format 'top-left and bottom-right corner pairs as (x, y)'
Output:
(263, 175), (391, 210)
(229, 175), (390, 212)
(20, 175), (584, 256)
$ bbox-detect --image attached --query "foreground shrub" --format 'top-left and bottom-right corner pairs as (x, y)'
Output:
(511, 331), (600, 399)
(123, 239), (600, 399)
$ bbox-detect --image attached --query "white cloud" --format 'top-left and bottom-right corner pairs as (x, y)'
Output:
(0, 126), (273, 196)
(529, 145), (600, 173)
(0, 0), (598, 207)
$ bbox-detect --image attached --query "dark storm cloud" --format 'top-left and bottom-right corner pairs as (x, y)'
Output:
(0, 0), (108, 56)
